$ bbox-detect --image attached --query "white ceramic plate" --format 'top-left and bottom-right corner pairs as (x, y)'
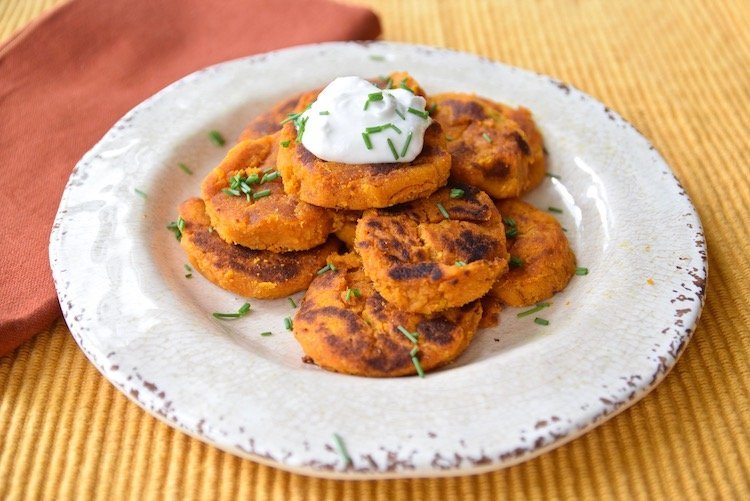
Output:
(49, 42), (707, 479)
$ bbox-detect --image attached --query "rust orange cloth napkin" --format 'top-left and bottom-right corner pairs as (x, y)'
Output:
(0, 0), (380, 356)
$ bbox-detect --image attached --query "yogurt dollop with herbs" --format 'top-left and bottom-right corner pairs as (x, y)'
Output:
(296, 76), (432, 164)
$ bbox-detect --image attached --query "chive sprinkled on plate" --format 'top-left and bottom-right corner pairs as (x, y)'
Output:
(369, 54), (385, 61)
(260, 331), (273, 337)
(387, 138), (399, 160)
(400, 132), (413, 157)
(534, 317), (550, 326)
(319, 111), (330, 115)
(208, 130), (225, 146)
(576, 267), (589, 275)
(428, 103), (438, 115)
(517, 302), (551, 318)
(362, 132), (373, 150)
(288, 297), (297, 308)
(280, 140), (290, 148)
(284, 317), (293, 331)
(212, 302), (251, 319)
(548, 206), (563, 214)
(545, 172), (561, 179)
(177, 216), (185, 233)
(134, 188), (147, 198)
(397, 325), (418, 344)
(178, 162), (193, 175)
(450, 188), (465, 199)
(184, 264), (193, 278)
(333, 433), (353, 468)
(436, 202), (450, 219)
(509, 255), (524, 268)
(455, 260), (466, 267)
(482, 132), (493, 143)
(407, 107), (429, 119)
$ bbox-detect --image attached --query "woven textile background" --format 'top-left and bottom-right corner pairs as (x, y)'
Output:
(2, 0), (749, 499)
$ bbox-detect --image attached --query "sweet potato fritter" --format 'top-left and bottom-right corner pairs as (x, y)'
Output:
(355, 185), (509, 314)
(201, 136), (335, 252)
(430, 93), (545, 199)
(491, 199), (576, 307)
(293, 253), (483, 377)
(178, 198), (341, 299)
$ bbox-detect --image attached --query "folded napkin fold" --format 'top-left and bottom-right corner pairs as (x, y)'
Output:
(0, 0), (380, 356)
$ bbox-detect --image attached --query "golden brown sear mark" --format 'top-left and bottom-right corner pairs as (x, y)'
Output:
(430, 93), (545, 199)
(293, 253), (482, 377)
(355, 185), (509, 314)
(179, 197), (341, 299)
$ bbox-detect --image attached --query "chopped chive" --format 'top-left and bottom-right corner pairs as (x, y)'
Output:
(385, 123), (402, 134)
(362, 132), (373, 150)
(185, 273), (192, 279)
(284, 317), (293, 331)
(279, 112), (301, 125)
(394, 108), (406, 120)
(428, 103), (437, 115)
(212, 302), (251, 320)
(400, 80), (415, 93)
(548, 206), (563, 214)
(436, 202), (450, 219)
(333, 433), (353, 468)
(246, 193), (251, 202)
(263, 167), (275, 173)
(410, 346), (419, 357)
(369, 54), (385, 61)
(208, 226), (214, 233)
(352, 288), (361, 298)
(209, 130), (225, 146)
(177, 217), (185, 233)
(222, 188), (240, 197)
(534, 317), (550, 326)
(365, 125), (385, 133)
(239, 182), (252, 194)
(178, 162), (193, 175)
(238, 302), (251, 315)
(503, 216), (516, 227)
(545, 173), (561, 179)
(412, 355), (425, 378)
(260, 331), (273, 337)
(246, 173), (260, 184)
(288, 297), (297, 308)
(505, 227), (518, 238)
(344, 288), (353, 302)
(510, 255), (524, 268)
(134, 188), (147, 198)
(385, 77), (393, 89)
(562, 227), (568, 232)
(407, 107), (429, 119)
(482, 132), (493, 143)
(253, 189), (272, 200)
(280, 140), (290, 148)
(387, 138), (399, 160)
(363, 100), (370, 111)
(517, 302), (551, 318)
(230, 174), (242, 188)
(397, 325), (418, 344)
(184, 263), (193, 278)
(368, 91), (383, 102)
(329, 262), (337, 271)
(260, 171), (280, 184)
(296, 116), (309, 143)
(449, 188), (465, 199)
(319, 111), (330, 115)
(184, 264), (192, 272)
(455, 260), (466, 267)
(446, 135), (454, 141)
(317, 263), (332, 275)
(400, 132), (413, 157)
(576, 267), (589, 276)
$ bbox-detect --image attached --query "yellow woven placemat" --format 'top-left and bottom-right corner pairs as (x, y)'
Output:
(2, 0), (749, 498)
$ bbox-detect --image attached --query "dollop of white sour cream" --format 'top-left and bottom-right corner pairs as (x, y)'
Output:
(296, 76), (432, 164)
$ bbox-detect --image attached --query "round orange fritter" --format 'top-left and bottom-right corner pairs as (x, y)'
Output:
(354, 185), (509, 314)
(491, 199), (576, 307)
(430, 93), (545, 199)
(201, 136), (335, 252)
(293, 253), (483, 377)
(276, 121), (451, 210)
(178, 197), (341, 299)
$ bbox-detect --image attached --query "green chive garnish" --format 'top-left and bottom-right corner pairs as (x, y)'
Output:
(510, 255), (524, 268)
(450, 188), (465, 199)
(387, 138), (399, 160)
(177, 217), (185, 233)
(562, 227), (568, 232)
(385, 77), (393, 89)
(260, 331), (273, 337)
(284, 317), (293, 331)
(317, 263), (332, 274)
(395, 108), (406, 120)
(455, 261), (466, 267)
(363, 100), (370, 111)
(280, 140), (290, 148)
(344, 288), (353, 302)
(548, 206), (563, 214)
(246, 173), (259, 184)
(184, 264), (193, 278)
(319, 111), (330, 115)
(369, 54), (385, 61)
(506, 227), (518, 238)
(436, 202), (450, 219)
(368, 91), (383, 102)
(222, 188), (240, 197)
(400, 80), (415, 93)
(178, 162), (193, 175)
(400, 132), (413, 157)
(260, 171), (279, 184)
(576, 267), (589, 276)
(362, 132), (373, 150)
(482, 132), (493, 143)
(534, 317), (550, 326)
(428, 103), (438, 115)
(446, 135), (454, 141)
(397, 325), (418, 344)
(280, 112), (302, 125)
(134, 188), (147, 198)
(288, 297), (297, 308)
(407, 107), (429, 119)
(410, 346), (419, 357)
(352, 288), (361, 298)
(545, 173), (561, 179)
(503, 216), (516, 228)
(365, 125), (385, 133)
(385, 123), (402, 134)
(209, 130), (225, 146)
(517, 302), (551, 318)
(212, 302), (251, 319)
(412, 355), (425, 378)
(296, 116), (309, 143)
(333, 433), (353, 468)
(253, 189), (271, 200)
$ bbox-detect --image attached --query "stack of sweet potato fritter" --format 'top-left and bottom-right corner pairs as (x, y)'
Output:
(177, 72), (576, 377)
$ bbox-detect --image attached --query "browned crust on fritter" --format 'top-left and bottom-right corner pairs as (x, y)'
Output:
(430, 93), (545, 199)
(355, 186), (510, 314)
(201, 136), (335, 252)
(293, 254), (482, 377)
(491, 199), (576, 306)
(238, 90), (320, 142)
(178, 197), (341, 299)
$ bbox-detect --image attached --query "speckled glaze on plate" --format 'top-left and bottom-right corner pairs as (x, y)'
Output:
(49, 42), (707, 479)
